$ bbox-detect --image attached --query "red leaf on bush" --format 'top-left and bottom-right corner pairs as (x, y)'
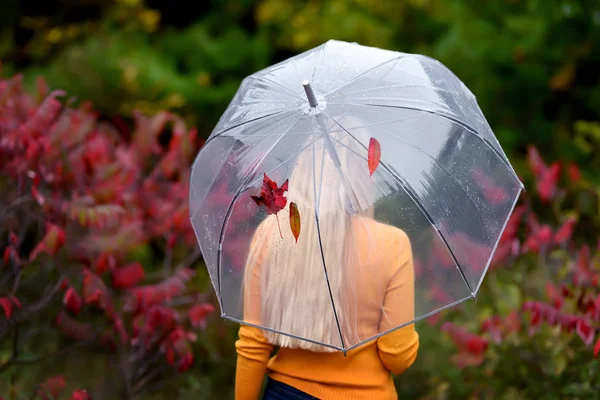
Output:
(527, 146), (546, 176)
(503, 206), (525, 240)
(480, 316), (503, 344)
(574, 245), (593, 286)
(0, 297), (19, 319)
(37, 376), (66, 400)
(56, 311), (94, 341)
(178, 352), (194, 373)
(112, 263), (145, 289)
(3, 246), (19, 265)
(545, 282), (563, 309)
(368, 137), (381, 176)
(523, 224), (553, 253)
(160, 326), (196, 371)
(536, 163), (560, 202)
(82, 269), (111, 311)
(29, 223), (66, 261)
(553, 216), (576, 245)
(8, 231), (18, 245)
(70, 390), (91, 400)
(63, 287), (83, 316)
(127, 269), (193, 312)
(189, 303), (215, 329)
(94, 253), (116, 275)
(522, 300), (575, 334)
(59, 277), (70, 291)
(594, 338), (600, 358)
(132, 305), (179, 341)
(112, 315), (129, 344)
(31, 184), (46, 207)
(450, 351), (486, 369)
(441, 322), (488, 355)
(576, 319), (594, 345)
(289, 201), (301, 243)
(20, 90), (64, 138)
(567, 164), (581, 183)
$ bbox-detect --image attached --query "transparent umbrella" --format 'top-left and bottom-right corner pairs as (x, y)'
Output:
(189, 40), (524, 353)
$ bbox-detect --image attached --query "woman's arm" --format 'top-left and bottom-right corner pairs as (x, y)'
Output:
(235, 325), (274, 400)
(235, 224), (274, 399)
(376, 230), (419, 375)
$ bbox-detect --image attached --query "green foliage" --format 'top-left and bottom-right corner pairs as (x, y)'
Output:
(5, 0), (270, 135)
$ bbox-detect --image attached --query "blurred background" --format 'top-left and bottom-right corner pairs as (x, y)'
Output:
(1, 0), (600, 398)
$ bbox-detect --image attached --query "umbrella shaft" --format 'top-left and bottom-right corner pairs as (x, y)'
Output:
(303, 81), (319, 107)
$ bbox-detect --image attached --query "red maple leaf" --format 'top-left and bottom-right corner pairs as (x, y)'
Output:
(63, 287), (83, 316)
(189, 303), (215, 329)
(251, 173), (288, 238)
(112, 262), (145, 289)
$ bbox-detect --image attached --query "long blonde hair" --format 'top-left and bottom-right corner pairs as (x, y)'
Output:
(244, 132), (375, 352)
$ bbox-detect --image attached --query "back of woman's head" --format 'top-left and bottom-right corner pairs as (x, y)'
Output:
(244, 133), (375, 352)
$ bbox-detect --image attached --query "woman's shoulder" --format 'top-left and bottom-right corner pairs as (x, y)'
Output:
(353, 217), (411, 254)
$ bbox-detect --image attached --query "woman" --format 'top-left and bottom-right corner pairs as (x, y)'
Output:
(236, 134), (419, 400)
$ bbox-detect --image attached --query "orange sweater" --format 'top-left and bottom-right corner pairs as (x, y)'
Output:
(235, 220), (419, 400)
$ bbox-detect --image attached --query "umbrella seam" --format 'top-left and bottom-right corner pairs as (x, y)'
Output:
(311, 137), (347, 352)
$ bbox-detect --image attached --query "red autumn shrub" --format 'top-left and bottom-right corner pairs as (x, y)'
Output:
(0, 72), (215, 395)
(432, 144), (600, 397)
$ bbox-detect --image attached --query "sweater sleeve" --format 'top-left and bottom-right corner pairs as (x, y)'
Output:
(376, 230), (419, 375)
(235, 224), (274, 400)
(235, 325), (274, 400)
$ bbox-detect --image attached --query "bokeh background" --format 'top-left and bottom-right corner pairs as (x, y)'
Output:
(1, 0), (600, 399)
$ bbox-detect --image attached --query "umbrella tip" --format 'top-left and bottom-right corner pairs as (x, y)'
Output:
(302, 80), (319, 107)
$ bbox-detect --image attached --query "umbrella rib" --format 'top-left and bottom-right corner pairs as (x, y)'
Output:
(474, 186), (523, 294)
(207, 108), (299, 144)
(323, 56), (403, 97)
(248, 75), (304, 100)
(346, 295), (474, 352)
(215, 113), (305, 298)
(323, 111), (476, 297)
(330, 101), (522, 186)
(223, 316), (344, 352)
(339, 84), (464, 99)
(311, 139), (347, 353)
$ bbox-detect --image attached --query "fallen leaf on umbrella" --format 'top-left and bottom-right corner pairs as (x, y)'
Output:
(289, 202), (301, 243)
(368, 138), (381, 176)
(251, 173), (288, 238)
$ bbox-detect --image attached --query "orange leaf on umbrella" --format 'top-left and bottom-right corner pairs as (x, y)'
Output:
(368, 138), (381, 176)
(289, 202), (301, 243)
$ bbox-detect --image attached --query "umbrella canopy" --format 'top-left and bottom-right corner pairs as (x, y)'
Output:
(190, 40), (524, 353)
